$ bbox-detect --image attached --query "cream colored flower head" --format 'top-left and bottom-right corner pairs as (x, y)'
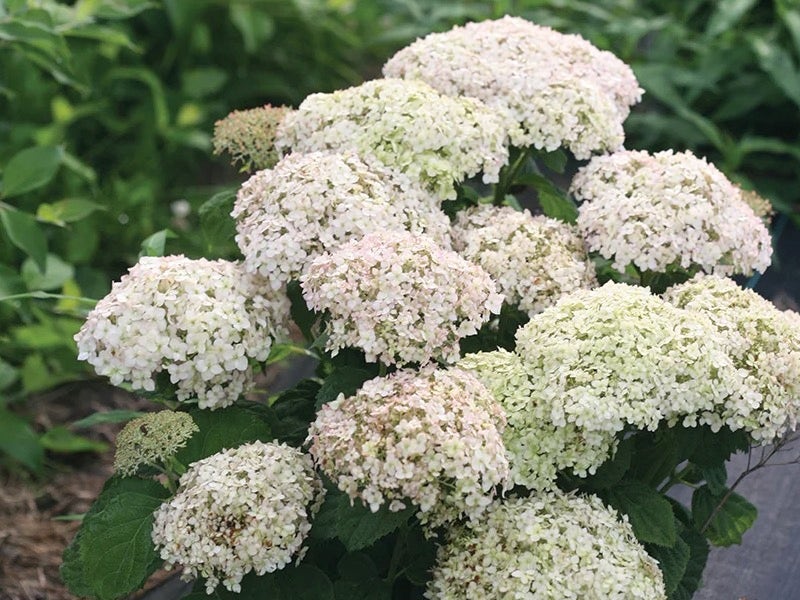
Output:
(451, 204), (597, 316)
(151, 441), (325, 594)
(459, 349), (616, 490)
(75, 256), (289, 409)
(213, 104), (291, 171)
(275, 78), (509, 200)
(384, 16), (641, 157)
(664, 274), (800, 441)
(233, 151), (451, 290)
(427, 492), (665, 600)
(514, 282), (741, 433)
(572, 149), (772, 276)
(307, 368), (509, 528)
(301, 230), (502, 366)
(113, 410), (197, 477)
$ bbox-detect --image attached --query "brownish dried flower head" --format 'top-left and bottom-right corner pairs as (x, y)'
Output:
(213, 105), (290, 172)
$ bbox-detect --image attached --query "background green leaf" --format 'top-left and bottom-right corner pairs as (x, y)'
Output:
(1, 146), (63, 198)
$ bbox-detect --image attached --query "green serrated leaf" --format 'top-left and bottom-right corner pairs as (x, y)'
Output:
(688, 426), (749, 468)
(316, 366), (373, 408)
(313, 491), (413, 552)
(692, 485), (757, 547)
(1, 145), (63, 198)
(287, 280), (317, 340)
(63, 477), (169, 599)
(0, 207), (48, 271)
(269, 380), (321, 446)
(538, 148), (568, 174)
(0, 407), (44, 472)
(176, 404), (273, 466)
(701, 462), (727, 495)
(672, 525), (709, 600)
(606, 480), (676, 546)
(198, 189), (237, 255)
(139, 229), (177, 257)
(646, 534), (690, 595)
(630, 429), (680, 487)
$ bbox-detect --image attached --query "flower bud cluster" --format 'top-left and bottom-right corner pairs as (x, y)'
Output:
(233, 151), (451, 289)
(75, 256), (289, 408)
(307, 368), (508, 528)
(301, 231), (502, 366)
(451, 205), (596, 316)
(113, 410), (197, 476)
(426, 492), (665, 599)
(383, 16), (641, 157)
(212, 104), (291, 171)
(151, 441), (324, 594)
(275, 78), (509, 200)
(572, 149), (772, 276)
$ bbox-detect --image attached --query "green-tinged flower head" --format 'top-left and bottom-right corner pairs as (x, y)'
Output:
(114, 410), (198, 476)
(426, 492), (666, 599)
(213, 105), (291, 172)
(664, 274), (800, 441)
(514, 282), (742, 434)
(458, 349), (616, 490)
(736, 186), (774, 221)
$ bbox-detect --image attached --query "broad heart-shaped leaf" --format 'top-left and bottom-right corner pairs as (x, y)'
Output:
(176, 403), (273, 466)
(691, 484), (757, 547)
(605, 480), (676, 547)
(63, 477), (169, 600)
(183, 564), (334, 600)
(671, 524), (710, 600)
(687, 425), (748, 468)
(645, 532), (690, 596)
(316, 366), (374, 408)
(0, 207), (48, 272)
(334, 552), (392, 600)
(269, 379), (321, 447)
(312, 490), (413, 552)
(1, 145), (63, 198)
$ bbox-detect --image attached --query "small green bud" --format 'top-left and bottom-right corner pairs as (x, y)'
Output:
(114, 410), (198, 477)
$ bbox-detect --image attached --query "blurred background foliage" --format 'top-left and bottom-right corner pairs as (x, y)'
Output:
(1, 0), (798, 472)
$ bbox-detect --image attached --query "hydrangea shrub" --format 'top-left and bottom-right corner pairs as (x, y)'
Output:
(62, 15), (800, 600)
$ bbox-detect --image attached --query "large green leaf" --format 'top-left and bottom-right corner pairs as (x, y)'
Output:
(1, 145), (63, 198)
(315, 366), (373, 408)
(646, 534), (690, 596)
(36, 198), (103, 226)
(671, 525), (709, 600)
(705, 0), (758, 37)
(63, 477), (169, 599)
(312, 490), (413, 552)
(21, 254), (75, 291)
(0, 207), (48, 271)
(691, 484), (757, 547)
(606, 480), (676, 547)
(176, 404), (273, 466)
(750, 36), (800, 108)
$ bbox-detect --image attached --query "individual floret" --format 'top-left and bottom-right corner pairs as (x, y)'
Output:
(459, 350), (616, 490)
(384, 16), (640, 157)
(572, 150), (772, 276)
(233, 151), (451, 289)
(301, 231), (502, 366)
(75, 256), (289, 409)
(514, 282), (741, 433)
(426, 492), (665, 600)
(307, 368), (509, 528)
(451, 205), (596, 316)
(275, 78), (509, 200)
(113, 410), (198, 477)
(664, 274), (800, 441)
(151, 441), (325, 594)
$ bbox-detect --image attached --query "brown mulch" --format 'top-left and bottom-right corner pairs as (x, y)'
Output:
(0, 383), (172, 600)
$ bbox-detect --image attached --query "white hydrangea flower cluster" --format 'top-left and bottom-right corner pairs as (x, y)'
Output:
(275, 78), (509, 200)
(451, 205), (597, 316)
(233, 151), (451, 289)
(459, 350), (617, 490)
(664, 274), (800, 441)
(113, 410), (198, 476)
(514, 282), (740, 433)
(301, 231), (503, 366)
(75, 256), (289, 409)
(383, 16), (641, 157)
(151, 441), (325, 594)
(572, 150), (773, 275)
(426, 492), (666, 600)
(307, 368), (509, 527)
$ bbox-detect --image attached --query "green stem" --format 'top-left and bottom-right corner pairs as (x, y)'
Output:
(658, 463), (695, 494)
(493, 146), (531, 205)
